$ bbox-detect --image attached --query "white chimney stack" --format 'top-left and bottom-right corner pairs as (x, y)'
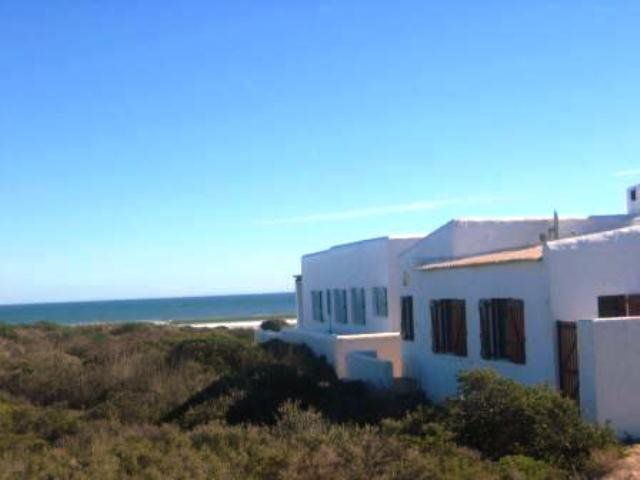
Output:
(627, 184), (640, 215)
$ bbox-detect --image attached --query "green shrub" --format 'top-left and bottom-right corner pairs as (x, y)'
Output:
(497, 455), (565, 479)
(260, 318), (288, 331)
(167, 334), (265, 373)
(446, 369), (617, 469)
(29, 321), (64, 331)
(110, 322), (152, 335)
(0, 323), (17, 340)
(0, 325), (621, 478)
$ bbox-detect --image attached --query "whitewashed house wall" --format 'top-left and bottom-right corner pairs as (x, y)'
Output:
(300, 236), (421, 335)
(545, 225), (640, 322)
(398, 259), (555, 401)
(395, 215), (637, 403)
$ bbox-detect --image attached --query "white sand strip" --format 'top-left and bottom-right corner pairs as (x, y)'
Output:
(182, 318), (296, 330)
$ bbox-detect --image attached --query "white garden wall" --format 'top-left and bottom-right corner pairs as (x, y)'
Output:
(578, 317), (640, 439)
(346, 351), (394, 389)
(255, 328), (401, 378)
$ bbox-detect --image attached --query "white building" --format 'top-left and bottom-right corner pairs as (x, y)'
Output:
(299, 235), (422, 335)
(258, 235), (422, 385)
(259, 185), (640, 437)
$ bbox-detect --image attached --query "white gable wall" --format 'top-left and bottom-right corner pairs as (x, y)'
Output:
(400, 216), (633, 271)
(450, 220), (550, 257)
(558, 215), (631, 238)
(545, 225), (640, 322)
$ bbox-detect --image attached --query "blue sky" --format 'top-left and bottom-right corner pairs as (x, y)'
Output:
(1, 1), (640, 304)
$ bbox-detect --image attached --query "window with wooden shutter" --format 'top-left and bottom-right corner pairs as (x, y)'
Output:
(598, 295), (626, 317)
(451, 300), (467, 356)
(479, 298), (525, 364)
(479, 300), (492, 359)
(401, 296), (414, 341)
(311, 291), (324, 323)
(372, 287), (388, 317)
(598, 294), (640, 317)
(505, 299), (525, 364)
(333, 289), (348, 324)
(430, 299), (467, 356)
(350, 288), (366, 325)
(380, 287), (388, 316)
(629, 295), (640, 316)
(430, 300), (440, 352)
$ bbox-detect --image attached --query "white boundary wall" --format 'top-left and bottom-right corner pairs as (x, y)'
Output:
(578, 317), (640, 439)
(255, 328), (401, 378)
(346, 351), (394, 389)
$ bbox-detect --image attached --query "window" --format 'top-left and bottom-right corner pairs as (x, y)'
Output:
(598, 294), (640, 318)
(372, 287), (388, 317)
(479, 298), (525, 364)
(311, 291), (324, 323)
(631, 188), (637, 202)
(350, 287), (366, 324)
(333, 289), (348, 324)
(430, 299), (467, 356)
(401, 296), (414, 341)
(326, 289), (332, 317)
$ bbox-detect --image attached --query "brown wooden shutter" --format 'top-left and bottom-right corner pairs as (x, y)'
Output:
(401, 296), (414, 341)
(479, 300), (491, 359)
(506, 299), (525, 364)
(451, 300), (467, 356)
(408, 297), (414, 340)
(430, 300), (440, 352)
(628, 295), (640, 316)
(401, 297), (407, 339)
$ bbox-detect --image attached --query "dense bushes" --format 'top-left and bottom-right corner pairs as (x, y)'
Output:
(446, 370), (616, 470)
(260, 317), (289, 331)
(0, 324), (622, 478)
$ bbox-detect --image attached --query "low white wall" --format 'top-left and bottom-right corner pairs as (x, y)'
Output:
(346, 351), (393, 389)
(334, 332), (402, 377)
(255, 328), (401, 379)
(255, 328), (337, 367)
(578, 317), (640, 439)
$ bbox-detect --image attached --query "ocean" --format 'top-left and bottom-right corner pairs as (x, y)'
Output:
(0, 292), (296, 325)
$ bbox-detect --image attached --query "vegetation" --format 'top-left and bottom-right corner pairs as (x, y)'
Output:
(260, 317), (289, 331)
(0, 323), (620, 479)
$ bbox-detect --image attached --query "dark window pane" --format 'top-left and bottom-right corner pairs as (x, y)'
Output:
(598, 295), (626, 318)
(401, 296), (414, 341)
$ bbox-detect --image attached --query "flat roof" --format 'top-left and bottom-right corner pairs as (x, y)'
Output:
(302, 234), (424, 259)
(417, 245), (543, 271)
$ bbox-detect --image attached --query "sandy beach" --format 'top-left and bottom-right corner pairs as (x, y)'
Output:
(179, 318), (297, 330)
